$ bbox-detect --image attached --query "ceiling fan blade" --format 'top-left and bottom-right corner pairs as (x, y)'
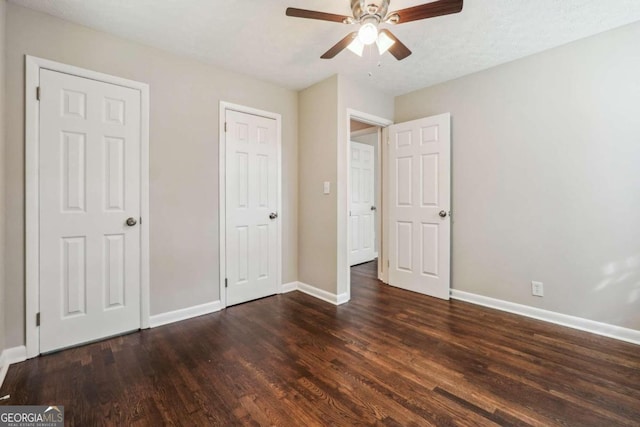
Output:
(321, 32), (358, 59)
(379, 30), (412, 60)
(286, 7), (351, 23)
(390, 0), (463, 24)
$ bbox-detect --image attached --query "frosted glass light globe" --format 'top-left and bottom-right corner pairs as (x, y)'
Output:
(358, 22), (378, 45)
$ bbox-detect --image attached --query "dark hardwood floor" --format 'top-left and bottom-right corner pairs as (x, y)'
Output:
(2, 260), (639, 426)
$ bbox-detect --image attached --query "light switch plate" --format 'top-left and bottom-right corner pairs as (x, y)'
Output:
(531, 281), (544, 297)
(323, 181), (330, 195)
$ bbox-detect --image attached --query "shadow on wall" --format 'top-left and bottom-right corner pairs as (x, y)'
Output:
(594, 253), (640, 326)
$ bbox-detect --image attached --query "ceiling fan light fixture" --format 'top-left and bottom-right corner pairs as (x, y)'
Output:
(358, 22), (378, 45)
(347, 37), (365, 56)
(376, 30), (395, 55)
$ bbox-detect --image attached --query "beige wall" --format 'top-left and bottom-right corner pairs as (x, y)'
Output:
(4, 3), (298, 347)
(0, 0), (6, 353)
(395, 21), (640, 330)
(298, 76), (339, 293)
(350, 119), (373, 132)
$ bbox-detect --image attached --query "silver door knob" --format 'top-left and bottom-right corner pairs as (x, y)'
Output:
(439, 210), (448, 218)
(371, 206), (377, 211)
(126, 217), (137, 226)
(269, 212), (278, 220)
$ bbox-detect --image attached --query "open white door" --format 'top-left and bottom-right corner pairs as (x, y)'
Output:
(225, 109), (279, 306)
(387, 113), (451, 300)
(350, 141), (376, 266)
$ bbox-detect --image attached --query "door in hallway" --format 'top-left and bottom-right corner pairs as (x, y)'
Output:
(350, 140), (376, 266)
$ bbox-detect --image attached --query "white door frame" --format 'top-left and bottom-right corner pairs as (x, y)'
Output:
(25, 55), (151, 358)
(343, 109), (393, 300)
(218, 102), (282, 308)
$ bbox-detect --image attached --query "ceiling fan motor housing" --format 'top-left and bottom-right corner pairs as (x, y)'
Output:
(351, 0), (389, 22)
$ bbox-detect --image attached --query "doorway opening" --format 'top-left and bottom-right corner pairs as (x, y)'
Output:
(343, 110), (393, 302)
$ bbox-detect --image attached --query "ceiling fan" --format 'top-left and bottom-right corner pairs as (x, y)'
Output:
(286, 0), (463, 60)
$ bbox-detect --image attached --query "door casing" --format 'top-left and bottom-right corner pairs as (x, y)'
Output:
(25, 55), (150, 358)
(219, 102), (283, 308)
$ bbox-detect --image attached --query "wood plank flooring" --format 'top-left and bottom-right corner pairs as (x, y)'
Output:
(1, 260), (639, 426)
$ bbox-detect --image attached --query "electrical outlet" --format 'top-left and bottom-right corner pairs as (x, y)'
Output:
(531, 281), (544, 297)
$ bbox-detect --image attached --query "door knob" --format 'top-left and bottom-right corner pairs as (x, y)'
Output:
(439, 210), (448, 218)
(269, 212), (278, 220)
(126, 217), (138, 226)
(371, 206), (377, 211)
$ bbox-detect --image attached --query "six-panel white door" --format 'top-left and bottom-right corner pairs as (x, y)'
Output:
(350, 141), (376, 266)
(226, 110), (279, 306)
(388, 113), (451, 300)
(39, 69), (142, 352)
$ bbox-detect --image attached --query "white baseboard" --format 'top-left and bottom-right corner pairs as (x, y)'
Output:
(281, 282), (298, 293)
(335, 291), (350, 305)
(451, 290), (640, 346)
(149, 300), (223, 328)
(297, 282), (349, 306)
(148, 281), (348, 328)
(0, 346), (27, 389)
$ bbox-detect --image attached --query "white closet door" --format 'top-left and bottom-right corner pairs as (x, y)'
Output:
(39, 69), (142, 352)
(226, 110), (279, 306)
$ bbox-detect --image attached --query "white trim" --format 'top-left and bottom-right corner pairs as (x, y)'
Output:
(348, 109), (394, 128)
(451, 290), (640, 346)
(149, 301), (223, 328)
(25, 55), (151, 358)
(219, 102), (283, 308)
(297, 282), (350, 306)
(281, 282), (298, 293)
(380, 126), (389, 284)
(343, 109), (393, 303)
(0, 346), (28, 389)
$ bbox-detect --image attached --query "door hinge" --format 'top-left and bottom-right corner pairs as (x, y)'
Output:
(224, 122), (227, 132)
(387, 260), (390, 268)
(140, 217), (143, 225)
(36, 86), (41, 101)
(225, 278), (228, 288)
(36, 312), (41, 327)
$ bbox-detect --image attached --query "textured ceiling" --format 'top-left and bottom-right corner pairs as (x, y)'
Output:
(10, 0), (640, 95)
